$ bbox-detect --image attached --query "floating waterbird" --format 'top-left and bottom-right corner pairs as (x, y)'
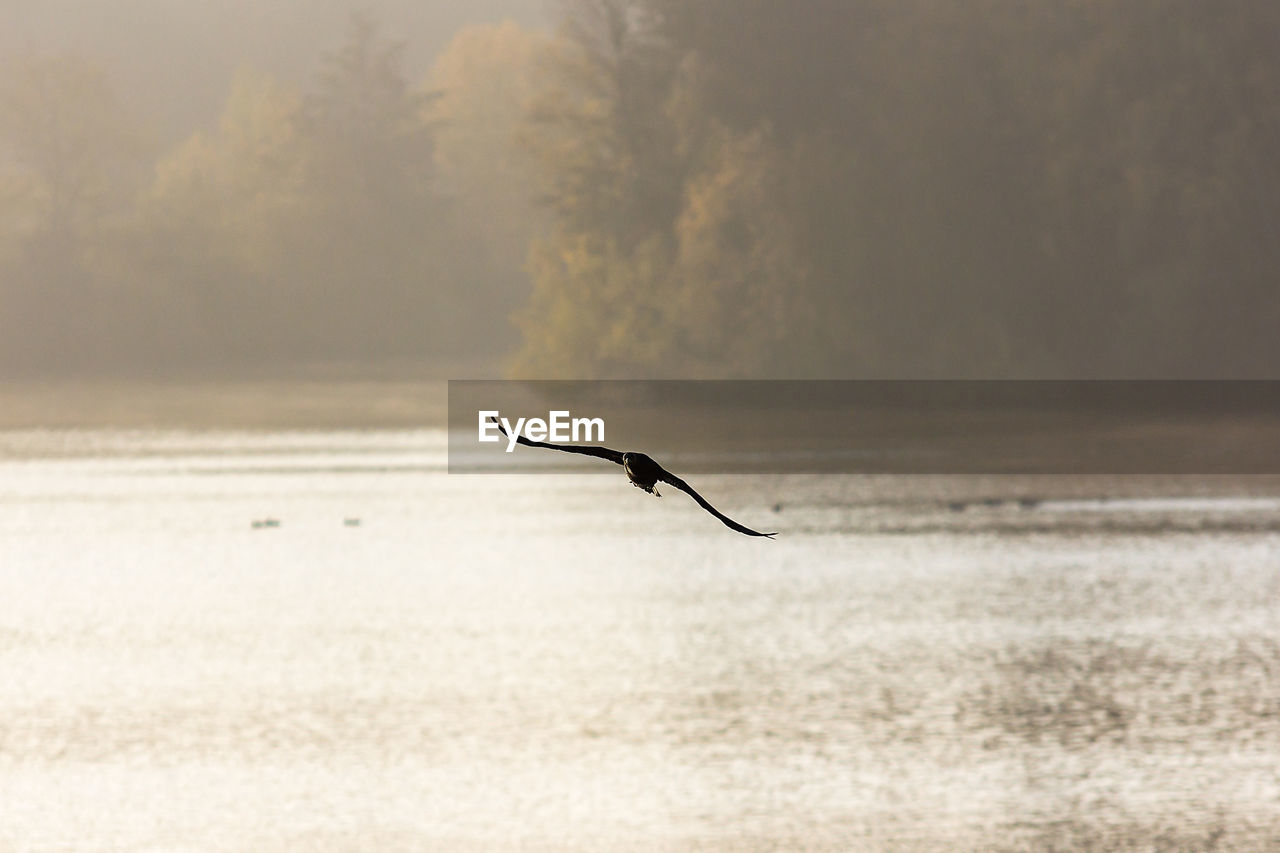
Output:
(490, 418), (776, 538)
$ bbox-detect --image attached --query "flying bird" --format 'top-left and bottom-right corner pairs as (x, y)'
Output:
(491, 419), (776, 538)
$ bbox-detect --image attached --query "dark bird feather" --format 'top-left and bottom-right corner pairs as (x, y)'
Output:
(491, 418), (776, 538)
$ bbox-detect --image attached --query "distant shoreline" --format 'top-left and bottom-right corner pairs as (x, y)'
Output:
(0, 377), (453, 429)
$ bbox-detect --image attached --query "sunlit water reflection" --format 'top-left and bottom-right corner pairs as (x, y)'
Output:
(1, 430), (1278, 850)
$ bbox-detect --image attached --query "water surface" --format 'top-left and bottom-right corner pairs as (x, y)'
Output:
(2, 431), (1278, 850)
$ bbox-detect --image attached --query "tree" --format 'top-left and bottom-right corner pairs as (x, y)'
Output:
(523, 0), (682, 246)
(511, 1), (691, 376)
(428, 21), (550, 331)
(295, 13), (458, 358)
(515, 230), (680, 377)
(0, 54), (143, 256)
(130, 67), (310, 365)
(0, 54), (147, 371)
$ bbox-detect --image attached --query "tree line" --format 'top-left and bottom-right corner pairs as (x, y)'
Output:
(0, 14), (545, 375)
(3, 2), (1278, 378)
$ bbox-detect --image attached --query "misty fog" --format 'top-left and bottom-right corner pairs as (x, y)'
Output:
(2, 0), (1277, 381)
(5, 5), (1280, 849)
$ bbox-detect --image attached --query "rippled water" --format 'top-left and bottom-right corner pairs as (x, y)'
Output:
(1, 430), (1279, 850)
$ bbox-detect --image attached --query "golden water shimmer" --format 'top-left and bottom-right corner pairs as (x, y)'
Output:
(2, 431), (1279, 850)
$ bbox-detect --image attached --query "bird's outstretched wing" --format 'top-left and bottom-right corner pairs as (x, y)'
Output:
(656, 468), (777, 538)
(490, 418), (624, 465)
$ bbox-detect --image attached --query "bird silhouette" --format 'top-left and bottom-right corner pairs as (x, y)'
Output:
(490, 418), (776, 538)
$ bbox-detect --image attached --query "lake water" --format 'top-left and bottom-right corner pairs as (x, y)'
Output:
(2, 430), (1278, 850)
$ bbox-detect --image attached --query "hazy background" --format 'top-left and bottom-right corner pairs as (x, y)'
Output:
(4, 6), (1280, 849)
(2, 0), (1278, 386)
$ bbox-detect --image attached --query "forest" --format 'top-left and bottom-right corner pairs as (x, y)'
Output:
(1, 1), (1277, 378)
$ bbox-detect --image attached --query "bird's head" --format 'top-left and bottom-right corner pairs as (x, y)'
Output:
(622, 451), (656, 470)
